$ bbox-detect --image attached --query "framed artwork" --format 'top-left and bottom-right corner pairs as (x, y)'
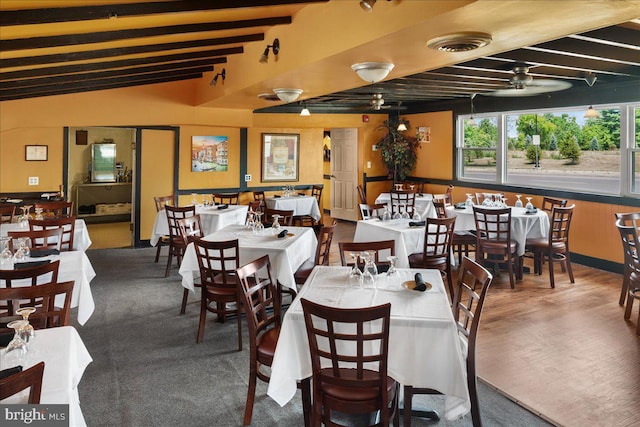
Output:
(261, 133), (300, 182)
(191, 135), (228, 172)
(25, 145), (48, 161)
(418, 126), (431, 143)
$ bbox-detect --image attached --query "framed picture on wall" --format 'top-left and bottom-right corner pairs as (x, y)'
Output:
(25, 145), (48, 161)
(191, 135), (228, 172)
(261, 133), (299, 182)
(417, 126), (431, 143)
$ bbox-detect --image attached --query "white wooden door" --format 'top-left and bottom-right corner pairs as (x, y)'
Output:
(330, 128), (359, 221)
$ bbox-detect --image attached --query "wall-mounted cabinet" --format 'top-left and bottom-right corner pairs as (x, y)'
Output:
(75, 183), (131, 223)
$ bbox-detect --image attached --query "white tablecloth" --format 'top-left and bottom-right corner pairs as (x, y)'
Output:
(150, 205), (248, 246)
(353, 219), (426, 268)
(1, 219), (92, 251)
(448, 206), (549, 256)
(1, 326), (93, 427)
(179, 224), (317, 291)
(375, 193), (436, 220)
(268, 266), (470, 421)
(264, 196), (321, 221)
(1, 251), (96, 325)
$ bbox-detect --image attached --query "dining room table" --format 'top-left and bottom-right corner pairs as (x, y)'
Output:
(0, 250), (96, 325)
(375, 192), (436, 220)
(1, 218), (92, 252)
(179, 224), (317, 293)
(264, 195), (321, 222)
(353, 218), (427, 268)
(0, 326), (93, 427)
(267, 265), (471, 421)
(149, 204), (248, 246)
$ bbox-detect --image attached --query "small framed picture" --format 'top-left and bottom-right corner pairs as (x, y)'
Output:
(418, 127), (431, 143)
(25, 145), (48, 161)
(261, 133), (300, 182)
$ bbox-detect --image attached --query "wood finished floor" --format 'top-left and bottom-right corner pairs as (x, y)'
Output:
(327, 218), (640, 427)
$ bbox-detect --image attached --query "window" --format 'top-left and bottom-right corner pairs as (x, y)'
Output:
(457, 104), (639, 197)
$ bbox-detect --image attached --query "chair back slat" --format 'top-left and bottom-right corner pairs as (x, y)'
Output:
(390, 190), (416, 216)
(194, 238), (239, 288)
(34, 201), (73, 218)
(423, 217), (456, 260)
(165, 205), (195, 242)
(473, 206), (512, 243)
(549, 205), (574, 244)
(263, 208), (294, 226)
(338, 240), (395, 267)
(1, 280), (74, 328)
(154, 195), (174, 212)
(177, 215), (204, 247)
(541, 197), (568, 214)
(315, 222), (337, 266)
(212, 193), (239, 205)
(0, 362), (45, 404)
(29, 217), (75, 251)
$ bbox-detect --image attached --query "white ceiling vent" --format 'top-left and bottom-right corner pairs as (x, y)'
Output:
(427, 32), (492, 52)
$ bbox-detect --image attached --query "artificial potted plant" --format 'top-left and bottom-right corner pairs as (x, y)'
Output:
(376, 117), (420, 185)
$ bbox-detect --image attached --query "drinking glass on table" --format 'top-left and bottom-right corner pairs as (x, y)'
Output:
(515, 195), (523, 208)
(5, 320), (29, 368)
(271, 214), (281, 235)
(392, 204), (401, 220)
(525, 197), (534, 210)
(386, 256), (399, 279)
(16, 307), (36, 344)
(362, 251), (378, 285)
(349, 252), (363, 282)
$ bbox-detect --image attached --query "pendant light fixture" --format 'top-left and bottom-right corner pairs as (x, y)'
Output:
(467, 93), (478, 127)
(396, 103), (407, 131)
(584, 105), (600, 119)
(300, 102), (310, 116)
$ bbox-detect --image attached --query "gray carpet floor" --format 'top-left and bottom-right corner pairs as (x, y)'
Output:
(74, 247), (554, 427)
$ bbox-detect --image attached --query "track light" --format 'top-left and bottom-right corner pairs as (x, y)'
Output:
(397, 122), (407, 131)
(300, 104), (310, 116)
(360, 0), (376, 11)
(468, 93), (478, 127)
(583, 72), (597, 87)
(259, 38), (280, 63)
(209, 68), (226, 86)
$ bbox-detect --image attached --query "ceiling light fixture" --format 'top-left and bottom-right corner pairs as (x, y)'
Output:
(584, 105), (600, 119)
(583, 72), (598, 87)
(360, 0), (376, 11)
(427, 32), (492, 52)
(300, 102), (310, 116)
(273, 88), (303, 103)
(209, 68), (226, 87)
(351, 62), (395, 83)
(397, 102), (407, 131)
(259, 38), (280, 64)
(468, 93), (478, 127)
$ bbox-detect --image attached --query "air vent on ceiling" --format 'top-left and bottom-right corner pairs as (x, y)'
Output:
(427, 32), (492, 52)
(257, 93), (281, 101)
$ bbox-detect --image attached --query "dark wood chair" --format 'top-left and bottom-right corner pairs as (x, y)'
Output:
(616, 220), (640, 334)
(359, 203), (386, 220)
(212, 192), (239, 205)
(153, 195), (174, 263)
(624, 288), (640, 335)
(29, 217), (75, 251)
(357, 184), (367, 205)
(433, 199), (477, 266)
(164, 205), (195, 278)
(193, 238), (241, 346)
(263, 208), (294, 226)
(541, 196), (568, 214)
(525, 205), (575, 288)
(0, 204), (15, 224)
(8, 228), (63, 252)
(403, 257), (492, 427)
(0, 362), (45, 404)
(615, 212), (640, 305)
(252, 191), (266, 211)
(473, 206), (519, 289)
(432, 198), (448, 218)
(390, 190), (416, 217)
(338, 240), (395, 267)
(0, 281), (74, 329)
(0, 260), (60, 316)
(301, 298), (399, 427)
(177, 215), (205, 314)
(404, 181), (424, 193)
(408, 216), (457, 298)
(34, 201), (73, 218)
(294, 221), (337, 286)
(236, 255), (311, 426)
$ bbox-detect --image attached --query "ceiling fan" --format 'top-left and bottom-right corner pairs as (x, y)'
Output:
(485, 64), (572, 97)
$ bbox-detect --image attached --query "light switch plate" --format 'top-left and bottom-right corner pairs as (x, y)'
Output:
(28, 176), (39, 185)
(244, 174), (252, 182)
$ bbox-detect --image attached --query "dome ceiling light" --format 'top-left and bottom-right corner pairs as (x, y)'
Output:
(351, 62), (395, 83)
(273, 88), (303, 103)
(427, 32), (492, 52)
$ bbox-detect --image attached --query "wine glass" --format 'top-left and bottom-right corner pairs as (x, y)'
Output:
(271, 214), (281, 235)
(253, 212), (264, 235)
(401, 204), (411, 220)
(246, 208), (255, 229)
(12, 241), (26, 262)
(362, 251), (378, 285)
(349, 252), (363, 282)
(412, 209), (421, 221)
(392, 204), (401, 220)
(0, 236), (13, 269)
(34, 207), (44, 220)
(19, 206), (32, 228)
(191, 193), (198, 206)
(525, 197), (534, 210)
(466, 193), (474, 208)
(515, 195), (523, 208)
(16, 307), (36, 344)
(4, 320), (29, 368)
(382, 205), (391, 221)
(386, 255), (399, 279)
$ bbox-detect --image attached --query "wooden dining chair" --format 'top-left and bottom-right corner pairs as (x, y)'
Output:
(252, 190), (266, 211)
(294, 221), (337, 286)
(525, 205), (575, 288)
(0, 362), (45, 404)
(212, 192), (239, 205)
(0, 280), (74, 329)
(263, 208), (294, 226)
(193, 238), (241, 346)
(301, 298), (399, 427)
(403, 257), (492, 427)
(34, 201), (74, 218)
(408, 216), (457, 297)
(338, 240), (395, 267)
(236, 255), (311, 426)
(153, 195), (174, 263)
(404, 181), (424, 194)
(0, 204), (15, 224)
(0, 260), (60, 316)
(359, 203), (386, 220)
(8, 229), (63, 252)
(473, 206), (519, 289)
(164, 205), (195, 277)
(390, 190), (416, 217)
(29, 217), (75, 251)
(541, 196), (568, 214)
(356, 184), (367, 205)
(434, 199), (477, 266)
(615, 212), (640, 305)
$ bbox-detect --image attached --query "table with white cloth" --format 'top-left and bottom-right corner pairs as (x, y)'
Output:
(1, 326), (93, 427)
(150, 204), (248, 246)
(375, 193), (436, 220)
(353, 218), (427, 268)
(264, 196), (321, 221)
(1, 219), (92, 251)
(267, 265), (470, 421)
(1, 251), (96, 325)
(448, 206), (550, 256)
(179, 224), (317, 291)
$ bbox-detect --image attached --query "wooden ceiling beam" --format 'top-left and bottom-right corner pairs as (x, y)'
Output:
(0, 49), (233, 81)
(0, 34), (262, 68)
(0, 0), (328, 26)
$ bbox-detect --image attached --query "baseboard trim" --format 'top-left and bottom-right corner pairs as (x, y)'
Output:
(571, 253), (622, 274)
